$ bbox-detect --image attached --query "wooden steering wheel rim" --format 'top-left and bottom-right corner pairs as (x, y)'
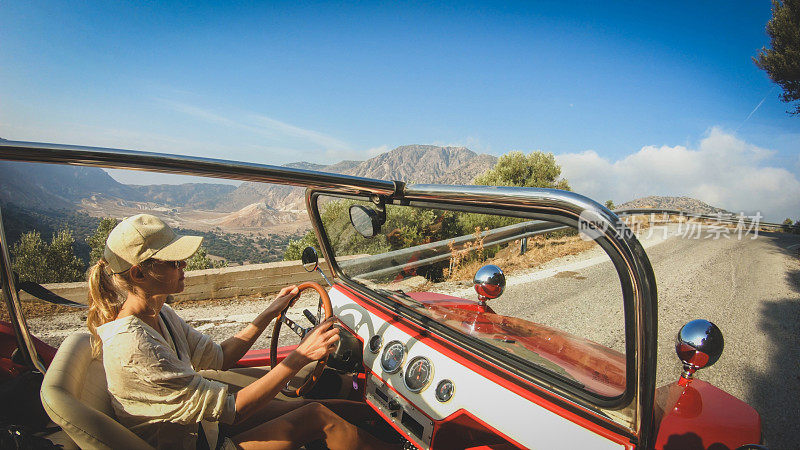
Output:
(269, 281), (333, 398)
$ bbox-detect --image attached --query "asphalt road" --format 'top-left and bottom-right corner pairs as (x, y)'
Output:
(27, 225), (800, 448)
(479, 225), (800, 449)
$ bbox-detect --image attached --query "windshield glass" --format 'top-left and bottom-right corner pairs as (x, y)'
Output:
(316, 194), (628, 398)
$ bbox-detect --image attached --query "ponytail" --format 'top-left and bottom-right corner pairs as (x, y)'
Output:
(86, 259), (124, 357)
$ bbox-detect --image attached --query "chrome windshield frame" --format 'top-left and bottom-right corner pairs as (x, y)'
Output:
(0, 140), (656, 447)
(308, 184), (657, 447)
(0, 140), (400, 196)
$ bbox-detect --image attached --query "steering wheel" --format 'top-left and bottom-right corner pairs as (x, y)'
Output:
(270, 281), (333, 398)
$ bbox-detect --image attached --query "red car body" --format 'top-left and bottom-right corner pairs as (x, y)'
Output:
(0, 141), (763, 449)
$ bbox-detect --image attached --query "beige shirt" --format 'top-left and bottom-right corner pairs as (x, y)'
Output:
(97, 304), (236, 450)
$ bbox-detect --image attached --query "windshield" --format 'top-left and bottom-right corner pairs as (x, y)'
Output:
(315, 194), (628, 399)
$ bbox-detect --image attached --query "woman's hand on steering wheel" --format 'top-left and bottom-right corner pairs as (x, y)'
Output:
(289, 318), (340, 368)
(270, 281), (334, 397)
(265, 285), (300, 317)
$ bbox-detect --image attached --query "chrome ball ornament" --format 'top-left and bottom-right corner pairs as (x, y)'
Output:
(676, 319), (724, 380)
(473, 264), (506, 303)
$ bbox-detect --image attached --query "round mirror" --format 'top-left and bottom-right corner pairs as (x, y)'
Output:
(676, 319), (724, 379)
(473, 264), (506, 301)
(301, 247), (319, 272)
(349, 205), (379, 238)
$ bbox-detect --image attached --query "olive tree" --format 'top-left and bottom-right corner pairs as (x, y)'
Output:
(185, 246), (227, 271)
(86, 217), (119, 265)
(474, 151), (571, 190)
(12, 229), (84, 283)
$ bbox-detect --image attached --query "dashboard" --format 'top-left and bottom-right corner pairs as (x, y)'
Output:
(329, 285), (625, 450)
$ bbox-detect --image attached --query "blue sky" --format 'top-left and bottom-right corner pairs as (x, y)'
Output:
(1, 2), (799, 220)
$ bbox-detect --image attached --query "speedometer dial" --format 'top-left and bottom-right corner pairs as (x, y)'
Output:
(435, 379), (454, 402)
(368, 335), (382, 353)
(380, 341), (405, 374)
(403, 356), (433, 392)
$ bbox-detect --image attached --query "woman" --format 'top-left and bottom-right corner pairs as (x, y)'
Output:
(86, 214), (393, 450)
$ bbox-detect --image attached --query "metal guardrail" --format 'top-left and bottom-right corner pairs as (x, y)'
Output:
(340, 219), (569, 280)
(613, 208), (795, 232)
(342, 207), (797, 281)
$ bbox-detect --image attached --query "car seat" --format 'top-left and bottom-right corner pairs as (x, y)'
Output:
(39, 332), (153, 450)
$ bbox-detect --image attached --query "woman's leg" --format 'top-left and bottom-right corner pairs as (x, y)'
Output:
(231, 402), (397, 450)
(224, 398), (380, 436)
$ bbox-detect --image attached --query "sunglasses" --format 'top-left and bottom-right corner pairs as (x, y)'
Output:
(153, 259), (185, 269)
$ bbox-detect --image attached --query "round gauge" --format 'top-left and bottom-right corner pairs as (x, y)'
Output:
(435, 379), (454, 403)
(380, 341), (406, 373)
(403, 357), (433, 393)
(368, 335), (382, 354)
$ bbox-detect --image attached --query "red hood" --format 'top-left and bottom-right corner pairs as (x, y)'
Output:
(408, 292), (626, 397)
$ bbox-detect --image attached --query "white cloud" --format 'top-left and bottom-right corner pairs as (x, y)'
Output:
(248, 114), (349, 150)
(159, 99), (349, 153)
(158, 100), (238, 128)
(557, 127), (800, 222)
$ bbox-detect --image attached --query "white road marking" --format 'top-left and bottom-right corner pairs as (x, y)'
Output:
(787, 243), (800, 250)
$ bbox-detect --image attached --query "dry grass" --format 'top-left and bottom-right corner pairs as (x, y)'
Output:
(623, 215), (653, 232)
(445, 233), (597, 282)
(443, 215), (652, 283)
(1, 300), (79, 322)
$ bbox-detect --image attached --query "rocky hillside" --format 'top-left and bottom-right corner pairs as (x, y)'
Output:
(344, 145), (496, 184)
(220, 145), (498, 212)
(128, 183), (237, 210)
(211, 202), (299, 228)
(616, 196), (732, 215)
(0, 160), (141, 210)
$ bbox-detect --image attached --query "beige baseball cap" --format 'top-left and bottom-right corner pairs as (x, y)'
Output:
(103, 214), (203, 274)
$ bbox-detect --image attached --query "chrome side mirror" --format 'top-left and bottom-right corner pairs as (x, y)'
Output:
(301, 246), (319, 272)
(349, 205), (383, 238)
(473, 264), (506, 304)
(676, 319), (724, 381)
(301, 247), (332, 287)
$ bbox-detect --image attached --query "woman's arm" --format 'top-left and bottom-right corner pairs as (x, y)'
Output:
(232, 317), (340, 423)
(220, 285), (299, 370)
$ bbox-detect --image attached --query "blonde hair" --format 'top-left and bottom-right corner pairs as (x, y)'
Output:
(86, 258), (160, 357)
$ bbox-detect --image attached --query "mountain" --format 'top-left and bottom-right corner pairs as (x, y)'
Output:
(344, 145), (496, 183)
(221, 183), (300, 212)
(220, 145), (498, 211)
(212, 202), (300, 228)
(283, 162), (327, 171)
(616, 196), (732, 216)
(128, 183), (237, 210)
(0, 160), (141, 209)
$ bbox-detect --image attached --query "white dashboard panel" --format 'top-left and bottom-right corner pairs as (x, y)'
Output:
(330, 286), (626, 449)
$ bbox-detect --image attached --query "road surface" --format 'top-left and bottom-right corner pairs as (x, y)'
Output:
(466, 225), (800, 449)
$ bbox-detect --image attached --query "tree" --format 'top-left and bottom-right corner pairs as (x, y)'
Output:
(605, 200), (616, 210)
(11, 229), (84, 283)
(284, 232), (320, 261)
(185, 246), (227, 271)
(474, 151), (571, 190)
(783, 218), (794, 226)
(754, 0), (800, 115)
(86, 217), (119, 265)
